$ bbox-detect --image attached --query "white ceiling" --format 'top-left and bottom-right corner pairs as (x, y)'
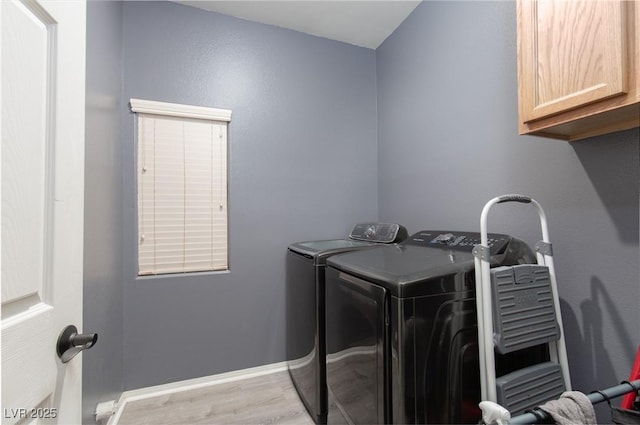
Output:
(173, 1), (422, 49)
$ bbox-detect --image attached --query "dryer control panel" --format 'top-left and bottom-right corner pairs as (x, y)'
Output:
(405, 230), (511, 254)
(349, 223), (407, 243)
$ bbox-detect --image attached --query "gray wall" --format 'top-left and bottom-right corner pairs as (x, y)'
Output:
(376, 1), (640, 420)
(83, 1), (124, 423)
(120, 1), (378, 390)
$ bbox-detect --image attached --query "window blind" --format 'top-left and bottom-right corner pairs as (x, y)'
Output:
(135, 110), (229, 275)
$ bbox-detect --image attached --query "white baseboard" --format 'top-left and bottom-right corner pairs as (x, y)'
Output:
(106, 361), (288, 425)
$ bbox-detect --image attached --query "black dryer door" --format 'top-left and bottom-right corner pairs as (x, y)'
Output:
(325, 267), (388, 425)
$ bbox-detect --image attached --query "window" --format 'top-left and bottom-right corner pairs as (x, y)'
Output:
(130, 99), (231, 275)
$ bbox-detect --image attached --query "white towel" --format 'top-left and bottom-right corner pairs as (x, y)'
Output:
(539, 391), (597, 425)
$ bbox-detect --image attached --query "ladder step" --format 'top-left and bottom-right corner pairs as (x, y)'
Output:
(491, 265), (561, 354)
(497, 362), (566, 416)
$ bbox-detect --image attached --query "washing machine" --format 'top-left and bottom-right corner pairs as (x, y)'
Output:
(325, 230), (549, 425)
(287, 223), (408, 424)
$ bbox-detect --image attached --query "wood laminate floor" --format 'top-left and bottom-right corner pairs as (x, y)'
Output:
(116, 371), (315, 425)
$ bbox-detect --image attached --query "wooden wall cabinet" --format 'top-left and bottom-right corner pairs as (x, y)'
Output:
(517, 0), (639, 141)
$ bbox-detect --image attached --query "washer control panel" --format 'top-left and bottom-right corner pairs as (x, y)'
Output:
(349, 223), (407, 243)
(406, 230), (510, 253)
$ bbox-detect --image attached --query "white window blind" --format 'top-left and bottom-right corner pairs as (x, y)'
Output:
(131, 99), (231, 276)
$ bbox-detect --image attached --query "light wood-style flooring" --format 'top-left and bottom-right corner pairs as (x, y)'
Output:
(116, 371), (315, 425)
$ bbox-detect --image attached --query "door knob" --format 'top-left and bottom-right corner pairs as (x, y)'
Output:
(56, 325), (98, 363)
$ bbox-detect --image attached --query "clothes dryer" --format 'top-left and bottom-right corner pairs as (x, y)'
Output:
(287, 223), (407, 424)
(325, 230), (548, 424)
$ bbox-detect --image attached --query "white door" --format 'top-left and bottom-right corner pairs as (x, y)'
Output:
(1, 0), (86, 424)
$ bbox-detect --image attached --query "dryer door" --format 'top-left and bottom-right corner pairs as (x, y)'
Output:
(325, 267), (389, 425)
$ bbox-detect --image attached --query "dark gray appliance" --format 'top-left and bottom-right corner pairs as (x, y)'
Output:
(325, 230), (548, 425)
(287, 223), (408, 424)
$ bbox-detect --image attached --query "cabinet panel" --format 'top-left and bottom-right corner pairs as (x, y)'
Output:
(517, 0), (639, 141)
(521, 1), (626, 121)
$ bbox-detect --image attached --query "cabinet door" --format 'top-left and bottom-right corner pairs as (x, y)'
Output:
(518, 0), (628, 123)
